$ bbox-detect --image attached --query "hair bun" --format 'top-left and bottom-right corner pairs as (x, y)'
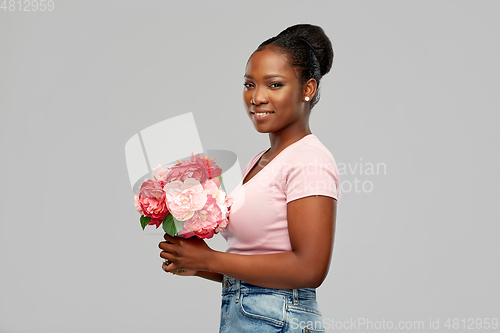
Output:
(254, 24), (334, 109)
(277, 24), (334, 77)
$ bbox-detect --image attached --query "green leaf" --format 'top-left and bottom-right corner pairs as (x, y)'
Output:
(140, 215), (151, 230)
(218, 174), (223, 186)
(162, 213), (177, 237)
(172, 215), (185, 232)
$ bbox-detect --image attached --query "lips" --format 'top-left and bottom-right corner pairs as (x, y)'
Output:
(250, 110), (275, 115)
(251, 110), (274, 121)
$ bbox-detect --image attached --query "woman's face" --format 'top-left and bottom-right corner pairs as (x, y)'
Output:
(243, 47), (306, 133)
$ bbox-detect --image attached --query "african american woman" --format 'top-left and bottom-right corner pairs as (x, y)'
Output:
(159, 24), (340, 333)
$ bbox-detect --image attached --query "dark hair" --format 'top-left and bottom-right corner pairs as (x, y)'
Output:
(255, 24), (334, 109)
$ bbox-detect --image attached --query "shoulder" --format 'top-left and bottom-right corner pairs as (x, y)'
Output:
(282, 135), (337, 166)
(281, 135), (341, 202)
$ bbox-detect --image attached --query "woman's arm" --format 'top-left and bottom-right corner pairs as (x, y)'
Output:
(159, 195), (336, 289)
(159, 266), (223, 283)
(194, 271), (223, 283)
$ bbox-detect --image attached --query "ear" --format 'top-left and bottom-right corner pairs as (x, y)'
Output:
(303, 78), (317, 102)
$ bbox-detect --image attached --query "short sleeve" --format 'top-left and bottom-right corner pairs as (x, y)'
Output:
(284, 146), (340, 204)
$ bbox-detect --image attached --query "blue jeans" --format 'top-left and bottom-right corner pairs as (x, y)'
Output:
(219, 275), (325, 332)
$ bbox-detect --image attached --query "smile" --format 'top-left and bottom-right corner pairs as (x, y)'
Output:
(251, 111), (275, 121)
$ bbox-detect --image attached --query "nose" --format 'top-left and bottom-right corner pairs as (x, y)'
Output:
(251, 86), (268, 105)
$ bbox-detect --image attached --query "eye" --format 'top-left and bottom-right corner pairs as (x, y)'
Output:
(243, 82), (254, 89)
(269, 82), (283, 88)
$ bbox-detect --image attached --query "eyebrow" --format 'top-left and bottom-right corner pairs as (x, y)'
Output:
(244, 74), (286, 80)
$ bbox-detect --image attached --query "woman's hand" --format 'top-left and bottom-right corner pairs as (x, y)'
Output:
(159, 233), (213, 273)
(163, 267), (198, 276)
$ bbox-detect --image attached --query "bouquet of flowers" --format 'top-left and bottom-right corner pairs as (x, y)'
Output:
(133, 153), (233, 239)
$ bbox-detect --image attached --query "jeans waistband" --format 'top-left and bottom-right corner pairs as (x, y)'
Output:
(221, 275), (317, 299)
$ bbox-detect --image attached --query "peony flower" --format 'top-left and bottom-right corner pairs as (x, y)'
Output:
(215, 195), (233, 233)
(215, 217), (228, 234)
(225, 195), (233, 213)
(165, 153), (222, 184)
(151, 163), (174, 185)
(211, 176), (220, 188)
(178, 196), (222, 239)
(202, 179), (219, 198)
(214, 190), (232, 218)
(134, 154), (231, 235)
(164, 178), (207, 221)
(137, 180), (169, 228)
(134, 195), (144, 215)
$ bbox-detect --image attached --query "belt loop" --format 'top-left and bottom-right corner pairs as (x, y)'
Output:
(223, 275), (231, 289)
(235, 278), (241, 303)
(292, 289), (299, 305)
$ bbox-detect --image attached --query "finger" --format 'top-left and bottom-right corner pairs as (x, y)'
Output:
(162, 261), (178, 273)
(163, 233), (177, 244)
(160, 250), (175, 261)
(158, 240), (175, 251)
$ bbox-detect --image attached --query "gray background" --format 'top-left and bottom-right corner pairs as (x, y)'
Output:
(1, 1), (499, 332)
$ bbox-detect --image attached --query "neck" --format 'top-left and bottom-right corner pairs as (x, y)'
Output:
(267, 125), (312, 156)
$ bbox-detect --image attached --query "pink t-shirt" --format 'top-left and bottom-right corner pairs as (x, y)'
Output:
(221, 134), (340, 255)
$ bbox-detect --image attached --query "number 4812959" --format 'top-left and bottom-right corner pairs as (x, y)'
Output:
(1, 0), (55, 11)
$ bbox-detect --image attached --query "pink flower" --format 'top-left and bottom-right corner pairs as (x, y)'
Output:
(201, 180), (232, 230)
(215, 217), (228, 233)
(151, 163), (174, 185)
(215, 195), (233, 233)
(213, 189), (232, 219)
(134, 195), (144, 215)
(164, 178), (207, 221)
(178, 196), (222, 239)
(202, 179), (219, 198)
(137, 180), (169, 228)
(165, 153), (222, 184)
(212, 176), (220, 187)
(135, 154), (230, 235)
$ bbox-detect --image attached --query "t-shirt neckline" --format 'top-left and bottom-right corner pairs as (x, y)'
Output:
(241, 134), (315, 187)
